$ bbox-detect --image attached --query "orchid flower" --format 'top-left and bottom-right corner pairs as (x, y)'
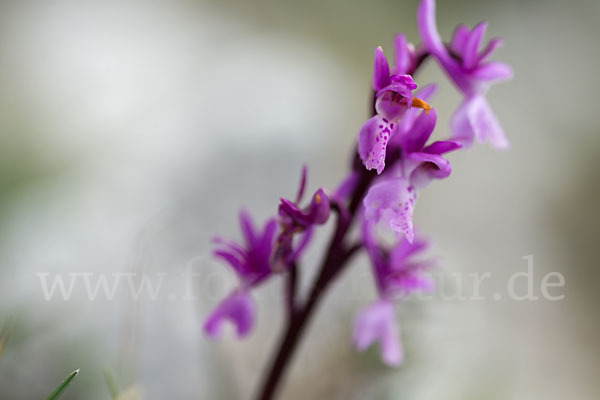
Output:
(418, 0), (513, 148)
(272, 166), (330, 270)
(358, 46), (433, 174)
(204, 211), (277, 338)
(354, 220), (435, 366)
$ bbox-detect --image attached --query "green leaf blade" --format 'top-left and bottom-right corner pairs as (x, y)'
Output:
(45, 369), (79, 400)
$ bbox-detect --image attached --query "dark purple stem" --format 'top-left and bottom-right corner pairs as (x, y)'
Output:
(254, 49), (424, 397)
(285, 262), (298, 319)
(254, 160), (376, 400)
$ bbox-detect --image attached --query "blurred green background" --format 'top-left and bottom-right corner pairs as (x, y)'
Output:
(0, 0), (599, 398)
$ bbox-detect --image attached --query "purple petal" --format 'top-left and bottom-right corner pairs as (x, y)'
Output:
(358, 116), (397, 175)
(471, 61), (513, 82)
(393, 33), (414, 75)
(239, 210), (258, 249)
(279, 189), (330, 227)
(307, 188), (330, 224)
(373, 46), (390, 91)
(259, 218), (278, 260)
(384, 269), (436, 297)
(361, 218), (388, 292)
(375, 235), (436, 297)
(463, 22), (488, 70)
(204, 290), (255, 338)
(418, 0), (471, 93)
(245, 217), (277, 284)
(418, 0), (451, 62)
(295, 165), (308, 203)
(393, 84), (438, 146)
(450, 98), (476, 147)
(390, 74), (417, 90)
(477, 37), (504, 63)
(363, 177), (417, 242)
(407, 151), (452, 188)
(213, 249), (247, 276)
(414, 83), (438, 102)
(279, 198), (303, 221)
(250, 226), (276, 275)
(450, 24), (470, 55)
(213, 236), (254, 278)
(333, 170), (359, 201)
(213, 236), (246, 259)
(289, 226), (314, 262)
(421, 140), (462, 155)
(399, 274), (436, 292)
(390, 236), (429, 263)
(451, 95), (509, 149)
(353, 300), (404, 366)
(374, 75), (417, 121)
(402, 108), (437, 153)
(375, 89), (412, 121)
(214, 212), (276, 287)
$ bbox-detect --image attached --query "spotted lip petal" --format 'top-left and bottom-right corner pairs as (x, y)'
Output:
(358, 116), (399, 175)
(363, 177), (417, 243)
(360, 46), (421, 174)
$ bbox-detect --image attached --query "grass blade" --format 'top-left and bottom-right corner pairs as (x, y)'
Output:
(45, 369), (79, 400)
(103, 368), (119, 399)
(0, 317), (13, 359)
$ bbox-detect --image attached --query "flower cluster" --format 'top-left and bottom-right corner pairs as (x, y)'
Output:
(205, 0), (511, 370)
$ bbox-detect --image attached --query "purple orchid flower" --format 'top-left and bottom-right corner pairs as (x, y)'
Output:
(272, 166), (331, 270)
(204, 210), (277, 338)
(399, 109), (462, 188)
(353, 220), (435, 366)
(363, 109), (461, 242)
(417, 0), (513, 149)
(358, 46), (433, 174)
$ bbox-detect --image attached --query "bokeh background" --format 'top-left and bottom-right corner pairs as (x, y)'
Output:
(1, 0), (599, 398)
